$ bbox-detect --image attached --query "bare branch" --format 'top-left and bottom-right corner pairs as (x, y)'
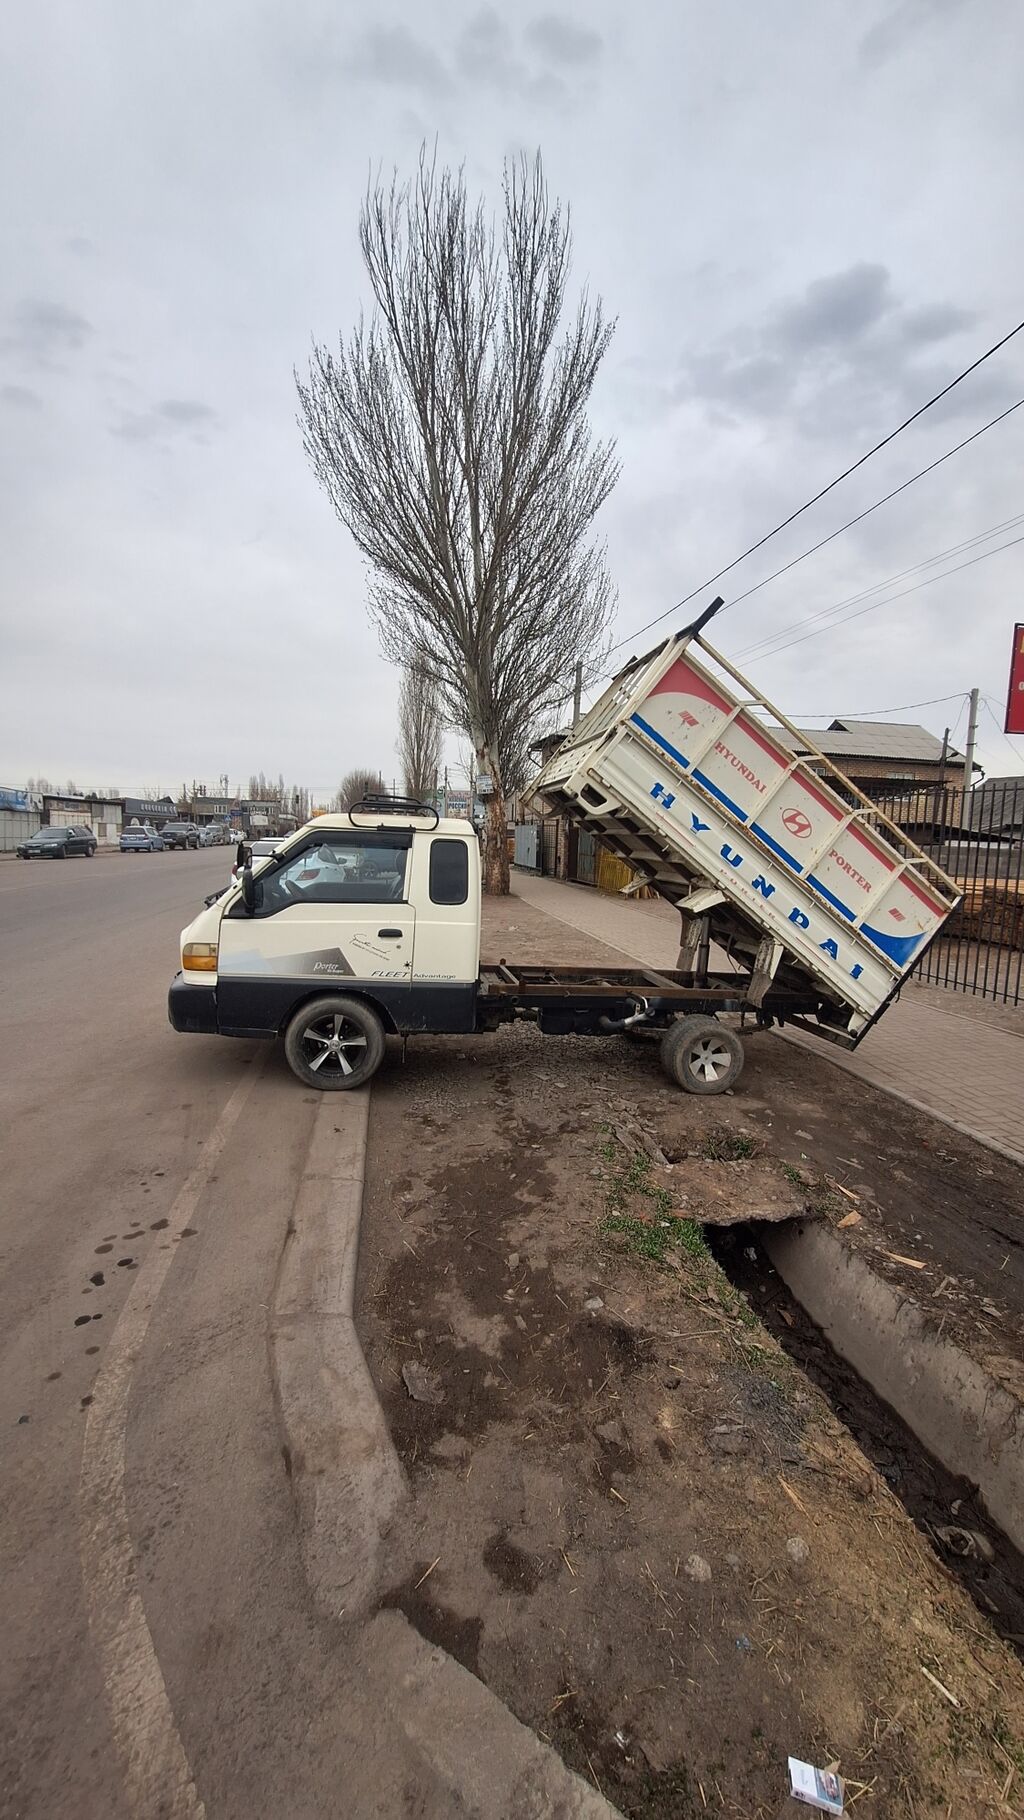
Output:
(336, 768), (386, 811)
(397, 659), (442, 799)
(297, 149), (618, 891)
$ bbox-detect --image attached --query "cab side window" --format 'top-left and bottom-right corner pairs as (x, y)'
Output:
(247, 838), (410, 916)
(429, 838), (469, 905)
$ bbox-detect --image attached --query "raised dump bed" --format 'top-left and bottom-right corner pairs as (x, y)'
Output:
(529, 619), (961, 1048)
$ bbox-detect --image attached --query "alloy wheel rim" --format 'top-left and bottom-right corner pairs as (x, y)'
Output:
(687, 1037), (732, 1083)
(301, 1013), (369, 1075)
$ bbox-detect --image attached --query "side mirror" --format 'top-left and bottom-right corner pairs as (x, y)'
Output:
(241, 862), (257, 915)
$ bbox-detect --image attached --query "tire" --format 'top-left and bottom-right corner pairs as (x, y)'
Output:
(660, 1015), (744, 1095)
(57, 845), (68, 858)
(86, 845), (96, 857)
(284, 995), (386, 1091)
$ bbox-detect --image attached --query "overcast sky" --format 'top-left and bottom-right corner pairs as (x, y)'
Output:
(2, 0), (1023, 800)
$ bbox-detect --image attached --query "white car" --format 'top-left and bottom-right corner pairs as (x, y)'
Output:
(229, 836), (280, 886)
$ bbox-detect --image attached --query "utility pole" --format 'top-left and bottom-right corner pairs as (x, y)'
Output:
(962, 687), (979, 826)
(934, 725), (950, 846)
(937, 727), (949, 786)
(572, 660), (583, 729)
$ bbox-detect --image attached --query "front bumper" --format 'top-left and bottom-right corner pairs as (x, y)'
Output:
(168, 974), (219, 1034)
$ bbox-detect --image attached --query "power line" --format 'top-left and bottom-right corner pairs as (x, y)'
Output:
(733, 531), (1024, 663)
(778, 691), (968, 719)
(981, 696), (1024, 769)
(608, 317), (1024, 657)
(947, 695), (969, 750)
(734, 508), (1024, 662)
(720, 408), (1024, 639)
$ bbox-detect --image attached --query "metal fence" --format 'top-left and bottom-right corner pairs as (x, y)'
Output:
(0, 808), (40, 852)
(876, 781), (1024, 1006)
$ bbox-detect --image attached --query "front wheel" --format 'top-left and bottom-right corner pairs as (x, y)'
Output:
(661, 1015), (744, 1095)
(284, 995), (387, 1090)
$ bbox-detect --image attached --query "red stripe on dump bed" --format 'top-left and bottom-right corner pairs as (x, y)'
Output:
(736, 715), (789, 767)
(900, 875), (946, 915)
(648, 659), (731, 715)
(847, 824), (896, 870)
(793, 773), (844, 819)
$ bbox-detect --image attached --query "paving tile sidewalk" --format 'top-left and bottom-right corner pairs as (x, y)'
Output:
(511, 870), (1024, 1165)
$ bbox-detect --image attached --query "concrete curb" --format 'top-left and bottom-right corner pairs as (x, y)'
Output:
(358, 1610), (619, 1819)
(272, 1092), (623, 1817)
(271, 1094), (407, 1618)
(764, 1220), (1024, 1554)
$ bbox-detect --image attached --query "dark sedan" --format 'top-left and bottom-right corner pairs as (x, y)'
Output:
(159, 821), (202, 850)
(17, 824), (97, 859)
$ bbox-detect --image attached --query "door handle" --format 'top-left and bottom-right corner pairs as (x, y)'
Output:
(377, 928), (403, 938)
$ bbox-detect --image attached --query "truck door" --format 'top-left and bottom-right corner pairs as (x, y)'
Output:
(216, 831), (415, 1030)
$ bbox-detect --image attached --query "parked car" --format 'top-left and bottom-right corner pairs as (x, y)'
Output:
(199, 824), (230, 847)
(17, 824), (96, 859)
(120, 823), (165, 853)
(159, 820), (202, 850)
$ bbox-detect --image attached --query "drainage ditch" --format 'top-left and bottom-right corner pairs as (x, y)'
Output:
(709, 1223), (1024, 1661)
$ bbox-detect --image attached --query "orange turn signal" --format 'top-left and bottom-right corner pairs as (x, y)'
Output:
(183, 942), (217, 972)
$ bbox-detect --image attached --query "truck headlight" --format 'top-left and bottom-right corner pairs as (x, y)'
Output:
(183, 942), (217, 972)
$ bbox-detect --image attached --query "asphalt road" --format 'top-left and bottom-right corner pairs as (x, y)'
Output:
(0, 850), (454, 1819)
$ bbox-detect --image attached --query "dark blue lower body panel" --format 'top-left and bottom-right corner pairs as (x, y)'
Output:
(169, 973), (479, 1039)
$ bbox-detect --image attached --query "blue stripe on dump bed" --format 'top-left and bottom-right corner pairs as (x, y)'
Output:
(751, 822), (799, 873)
(808, 875), (855, 921)
(629, 713), (691, 770)
(861, 923), (925, 967)
(692, 768), (747, 823)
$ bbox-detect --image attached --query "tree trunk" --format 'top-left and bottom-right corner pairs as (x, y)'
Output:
(481, 788), (510, 895)
(476, 748), (510, 895)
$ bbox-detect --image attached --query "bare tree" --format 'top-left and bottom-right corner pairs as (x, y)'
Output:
(337, 768), (386, 811)
(397, 659), (442, 801)
(297, 151), (618, 892)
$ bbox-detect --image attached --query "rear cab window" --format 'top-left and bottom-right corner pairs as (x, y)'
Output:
(429, 838), (469, 905)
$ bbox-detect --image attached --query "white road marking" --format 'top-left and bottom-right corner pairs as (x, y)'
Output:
(78, 1059), (265, 1818)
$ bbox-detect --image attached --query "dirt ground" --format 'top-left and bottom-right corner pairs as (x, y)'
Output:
(356, 893), (1024, 1818)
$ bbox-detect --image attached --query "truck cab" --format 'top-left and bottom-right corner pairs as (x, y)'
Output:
(169, 799), (481, 1083)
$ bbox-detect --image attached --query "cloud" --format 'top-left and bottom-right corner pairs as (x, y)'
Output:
(1, 299), (93, 367)
(859, 0), (964, 69)
(1, 384), (42, 410)
(110, 398), (218, 444)
(345, 12), (587, 106)
(771, 263), (893, 352)
(66, 236), (97, 258)
(157, 399), (217, 425)
(677, 263), (982, 437)
(526, 14), (603, 68)
(455, 9), (566, 103)
(347, 25), (452, 96)
(898, 302), (977, 346)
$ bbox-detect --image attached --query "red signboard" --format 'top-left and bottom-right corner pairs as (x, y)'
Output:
(1006, 623), (1024, 736)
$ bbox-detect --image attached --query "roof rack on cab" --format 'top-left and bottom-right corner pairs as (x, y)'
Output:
(347, 792), (440, 830)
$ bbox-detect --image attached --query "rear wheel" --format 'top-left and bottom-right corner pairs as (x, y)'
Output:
(284, 995), (386, 1091)
(86, 844), (96, 857)
(661, 1015), (744, 1095)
